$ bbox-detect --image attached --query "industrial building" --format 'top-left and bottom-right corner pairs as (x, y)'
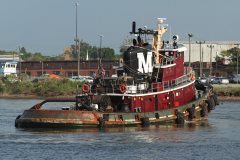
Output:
(1, 41), (238, 78)
(182, 41), (238, 63)
(18, 60), (119, 78)
(182, 41), (238, 77)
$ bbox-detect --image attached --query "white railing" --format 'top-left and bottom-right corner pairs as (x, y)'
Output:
(100, 71), (193, 95)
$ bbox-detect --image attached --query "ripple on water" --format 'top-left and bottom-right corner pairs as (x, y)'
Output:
(0, 100), (240, 160)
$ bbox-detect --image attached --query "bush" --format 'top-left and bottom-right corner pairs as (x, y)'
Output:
(33, 79), (83, 97)
(4, 80), (34, 95)
(0, 77), (84, 97)
(213, 84), (240, 96)
(0, 80), (5, 94)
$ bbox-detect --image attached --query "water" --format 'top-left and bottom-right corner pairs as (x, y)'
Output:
(0, 99), (239, 160)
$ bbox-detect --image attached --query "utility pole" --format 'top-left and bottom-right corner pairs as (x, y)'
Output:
(74, 2), (80, 77)
(188, 33), (193, 68)
(18, 46), (22, 80)
(41, 61), (43, 76)
(215, 51), (218, 76)
(99, 35), (103, 63)
(207, 44), (214, 77)
(98, 34), (104, 70)
(196, 41), (205, 78)
(97, 35), (104, 77)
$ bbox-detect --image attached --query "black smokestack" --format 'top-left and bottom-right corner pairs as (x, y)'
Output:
(132, 21), (136, 33)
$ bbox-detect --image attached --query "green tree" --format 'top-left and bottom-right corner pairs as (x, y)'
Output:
(20, 47), (27, 54)
(70, 40), (116, 60)
(21, 52), (32, 60)
(0, 40), (117, 61)
(32, 52), (46, 61)
(101, 48), (115, 60)
(90, 46), (98, 59)
(0, 50), (14, 55)
(220, 47), (240, 66)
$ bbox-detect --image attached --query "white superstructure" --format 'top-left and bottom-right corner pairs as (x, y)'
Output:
(0, 61), (17, 76)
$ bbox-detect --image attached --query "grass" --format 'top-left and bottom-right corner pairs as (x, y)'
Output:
(213, 84), (240, 96)
(0, 77), (84, 97)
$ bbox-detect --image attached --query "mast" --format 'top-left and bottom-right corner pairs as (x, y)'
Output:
(152, 18), (168, 64)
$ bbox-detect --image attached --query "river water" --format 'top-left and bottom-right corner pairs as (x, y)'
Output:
(0, 99), (239, 160)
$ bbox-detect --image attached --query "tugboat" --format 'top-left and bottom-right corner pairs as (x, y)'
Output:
(15, 18), (219, 128)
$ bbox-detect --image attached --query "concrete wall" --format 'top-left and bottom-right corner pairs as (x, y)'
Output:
(0, 55), (20, 62)
(181, 41), (238, 63)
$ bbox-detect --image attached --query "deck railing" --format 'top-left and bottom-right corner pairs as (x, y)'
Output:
(96, 69), (194, 95)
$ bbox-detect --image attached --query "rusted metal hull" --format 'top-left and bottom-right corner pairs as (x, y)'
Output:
(16, 110), (100, 128)
(15, 95), (213, 129)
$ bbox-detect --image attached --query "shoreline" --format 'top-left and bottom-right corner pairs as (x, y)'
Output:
(0, 94), (44, 99)
(0, 94), (240, 101)
(217, 96), (240, 101)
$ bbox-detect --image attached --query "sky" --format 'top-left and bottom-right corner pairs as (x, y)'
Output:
(0, 0), (239, 56)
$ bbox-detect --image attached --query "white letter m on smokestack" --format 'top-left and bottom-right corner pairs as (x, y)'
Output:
(137, 52), (153, 73)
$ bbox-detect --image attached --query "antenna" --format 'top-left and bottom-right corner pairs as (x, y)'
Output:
(157, 18), (168, 30)
(169, 25), (172, 44)
(157, 18), (166, 24)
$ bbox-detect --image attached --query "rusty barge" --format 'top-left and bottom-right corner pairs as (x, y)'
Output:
(15, 19), (219, 128)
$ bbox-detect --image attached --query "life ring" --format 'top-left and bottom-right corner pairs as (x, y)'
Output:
(82, 83), (90, 93)
(120, 84), (127, 93)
